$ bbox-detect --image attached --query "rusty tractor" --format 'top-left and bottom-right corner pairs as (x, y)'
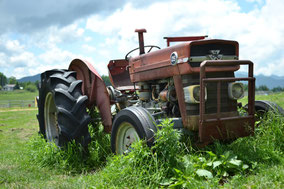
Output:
(37, 29), (283, 154)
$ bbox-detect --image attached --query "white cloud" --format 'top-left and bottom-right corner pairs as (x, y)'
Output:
(84, 36), (92, 42)
(1, 0), (284, 79)
(39, 47), (72, 64)
(5, 40), (24, 52)
(82, 44), (96, 52)
(10, 51), (37, 67)
(77, 28), (85, 36)
(86, 0), (284, 76)
(0, 25), (87, 78)
(0, 21), (95, 78)
(246, 0), (264, 4)
(0, 52), (8, 68)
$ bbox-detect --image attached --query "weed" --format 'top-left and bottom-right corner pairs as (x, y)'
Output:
(27, 136), (88, 173)
(24, 110), (284, 188)
(26, 123), (111, 174)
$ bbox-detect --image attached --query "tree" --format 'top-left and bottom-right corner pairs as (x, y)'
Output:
(25, 83), (37, 92)
(272, 86), (284, 92)
(242, 83), (248, 91)
(15, 82), (20, 90)
(0, 72), (7, 87)
(8, 76), (17, 84)
(101, 75), (112, 86)
(257, 85), (269, 91)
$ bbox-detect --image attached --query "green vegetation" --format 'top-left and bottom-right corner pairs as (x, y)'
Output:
(0, 92), (283, 188)
(8, 76), (17, 85)
(101, 75), (112, 86)
(23, 82), (38, 92)
(0, 72), (38, 92)
(1, 109), (283, 188)
(239, 91), (284, 108)
(0, 72), (8, 87)
(243, 84), (284, 92)
(0, 90), (37, 101)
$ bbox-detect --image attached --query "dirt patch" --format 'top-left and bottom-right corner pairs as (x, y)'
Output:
(0, 108), (37, 112)
(0, 124), (5, 126)
(17, 128), (36, 140)
(0, 129), (3, 132)
(11, 128), (24, 132)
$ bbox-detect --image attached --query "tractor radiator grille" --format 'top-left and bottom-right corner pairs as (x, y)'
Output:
(189, 43), (237, 67)
(182, 72), (237, 115)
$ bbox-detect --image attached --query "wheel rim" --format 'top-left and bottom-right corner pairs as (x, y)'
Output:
(44, 92), (59, 145)
(116, 122), (139, 154)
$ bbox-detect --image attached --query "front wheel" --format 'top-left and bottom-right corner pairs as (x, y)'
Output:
(111, 107), (157, 154)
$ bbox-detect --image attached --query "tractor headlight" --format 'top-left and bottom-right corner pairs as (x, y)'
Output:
(184, 85), (207, 103)
(228, 82), (244, 100)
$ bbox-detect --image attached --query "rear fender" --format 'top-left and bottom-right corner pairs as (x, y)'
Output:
(69, 59), (112, 132)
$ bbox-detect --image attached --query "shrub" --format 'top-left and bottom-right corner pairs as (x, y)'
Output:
(25, 84), (37, 92)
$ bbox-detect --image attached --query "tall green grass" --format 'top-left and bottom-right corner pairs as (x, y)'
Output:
(26, 112), (284, 188)
(27, 124), (111, 174)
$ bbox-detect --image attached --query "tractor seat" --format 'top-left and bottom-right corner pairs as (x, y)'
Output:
(108, 59), (135, 91)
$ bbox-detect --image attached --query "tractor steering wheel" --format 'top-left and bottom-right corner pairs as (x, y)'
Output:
(125, 45), (161, 60)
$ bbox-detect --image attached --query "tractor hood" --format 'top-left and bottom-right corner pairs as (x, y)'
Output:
(129, 39), (239, 83)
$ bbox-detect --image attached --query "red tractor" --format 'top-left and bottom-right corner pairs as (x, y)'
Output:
(37, 29), (282, 154)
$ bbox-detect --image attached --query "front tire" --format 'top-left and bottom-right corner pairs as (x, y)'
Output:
(37, 69), (91, 148)
(111, 106), (157, 154)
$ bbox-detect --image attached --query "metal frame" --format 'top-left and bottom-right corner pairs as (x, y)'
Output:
(199, 60), (255, 144)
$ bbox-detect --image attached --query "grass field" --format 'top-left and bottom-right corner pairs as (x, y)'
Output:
(0, 90), (38, 101)
(0, 92), (283, 188)
(239, 91), (284, 108)
(0, 90), (38, 110)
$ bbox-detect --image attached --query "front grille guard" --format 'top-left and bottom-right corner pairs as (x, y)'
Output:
(199, 60), (255, 143)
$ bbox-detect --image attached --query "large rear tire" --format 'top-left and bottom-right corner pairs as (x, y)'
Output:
(37, 69), (91, 148)
(254, 100), (284, 116)
(111, 106), (157, 154)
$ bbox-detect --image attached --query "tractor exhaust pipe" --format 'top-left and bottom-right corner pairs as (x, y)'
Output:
(135, 28), (147, 55)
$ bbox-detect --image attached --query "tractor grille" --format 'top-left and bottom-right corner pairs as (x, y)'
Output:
(189, 43), (237, 67)
(182, 72), (237, 115)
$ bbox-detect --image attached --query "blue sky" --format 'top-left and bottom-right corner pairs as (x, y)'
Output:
(0, 0), (283, 79)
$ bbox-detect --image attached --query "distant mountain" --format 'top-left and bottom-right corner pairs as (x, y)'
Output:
(17, 72), (284, 89)
(18, 74), (40, 82)
(235, 72), (284, 89)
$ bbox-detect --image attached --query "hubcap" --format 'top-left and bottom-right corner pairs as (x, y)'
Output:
(116, 122), (139, 154)
(44, 92), (59, 145)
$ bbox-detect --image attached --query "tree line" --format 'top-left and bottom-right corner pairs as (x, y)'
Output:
(0, 72), (111, 92)
(0, 72), (38, 92)
(243, 84), (284, 92)
(2, 71), (282, 93)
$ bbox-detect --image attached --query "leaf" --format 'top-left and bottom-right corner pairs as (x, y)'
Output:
(196, 169), (213, 179)
(206, 162), (213, 167)
(173, 168), (184, 177)
(169, 181), (184, 187)
(224, 151), (231, 159)
(160, 179), (173, 186)
(223, 171), (229, 177)
(198, 157), (206, 162)
(242, 164), (249, 170)
(229, 159), (242, 167)
(213, 161), (222, 169)
(206, 151), (216, 157)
